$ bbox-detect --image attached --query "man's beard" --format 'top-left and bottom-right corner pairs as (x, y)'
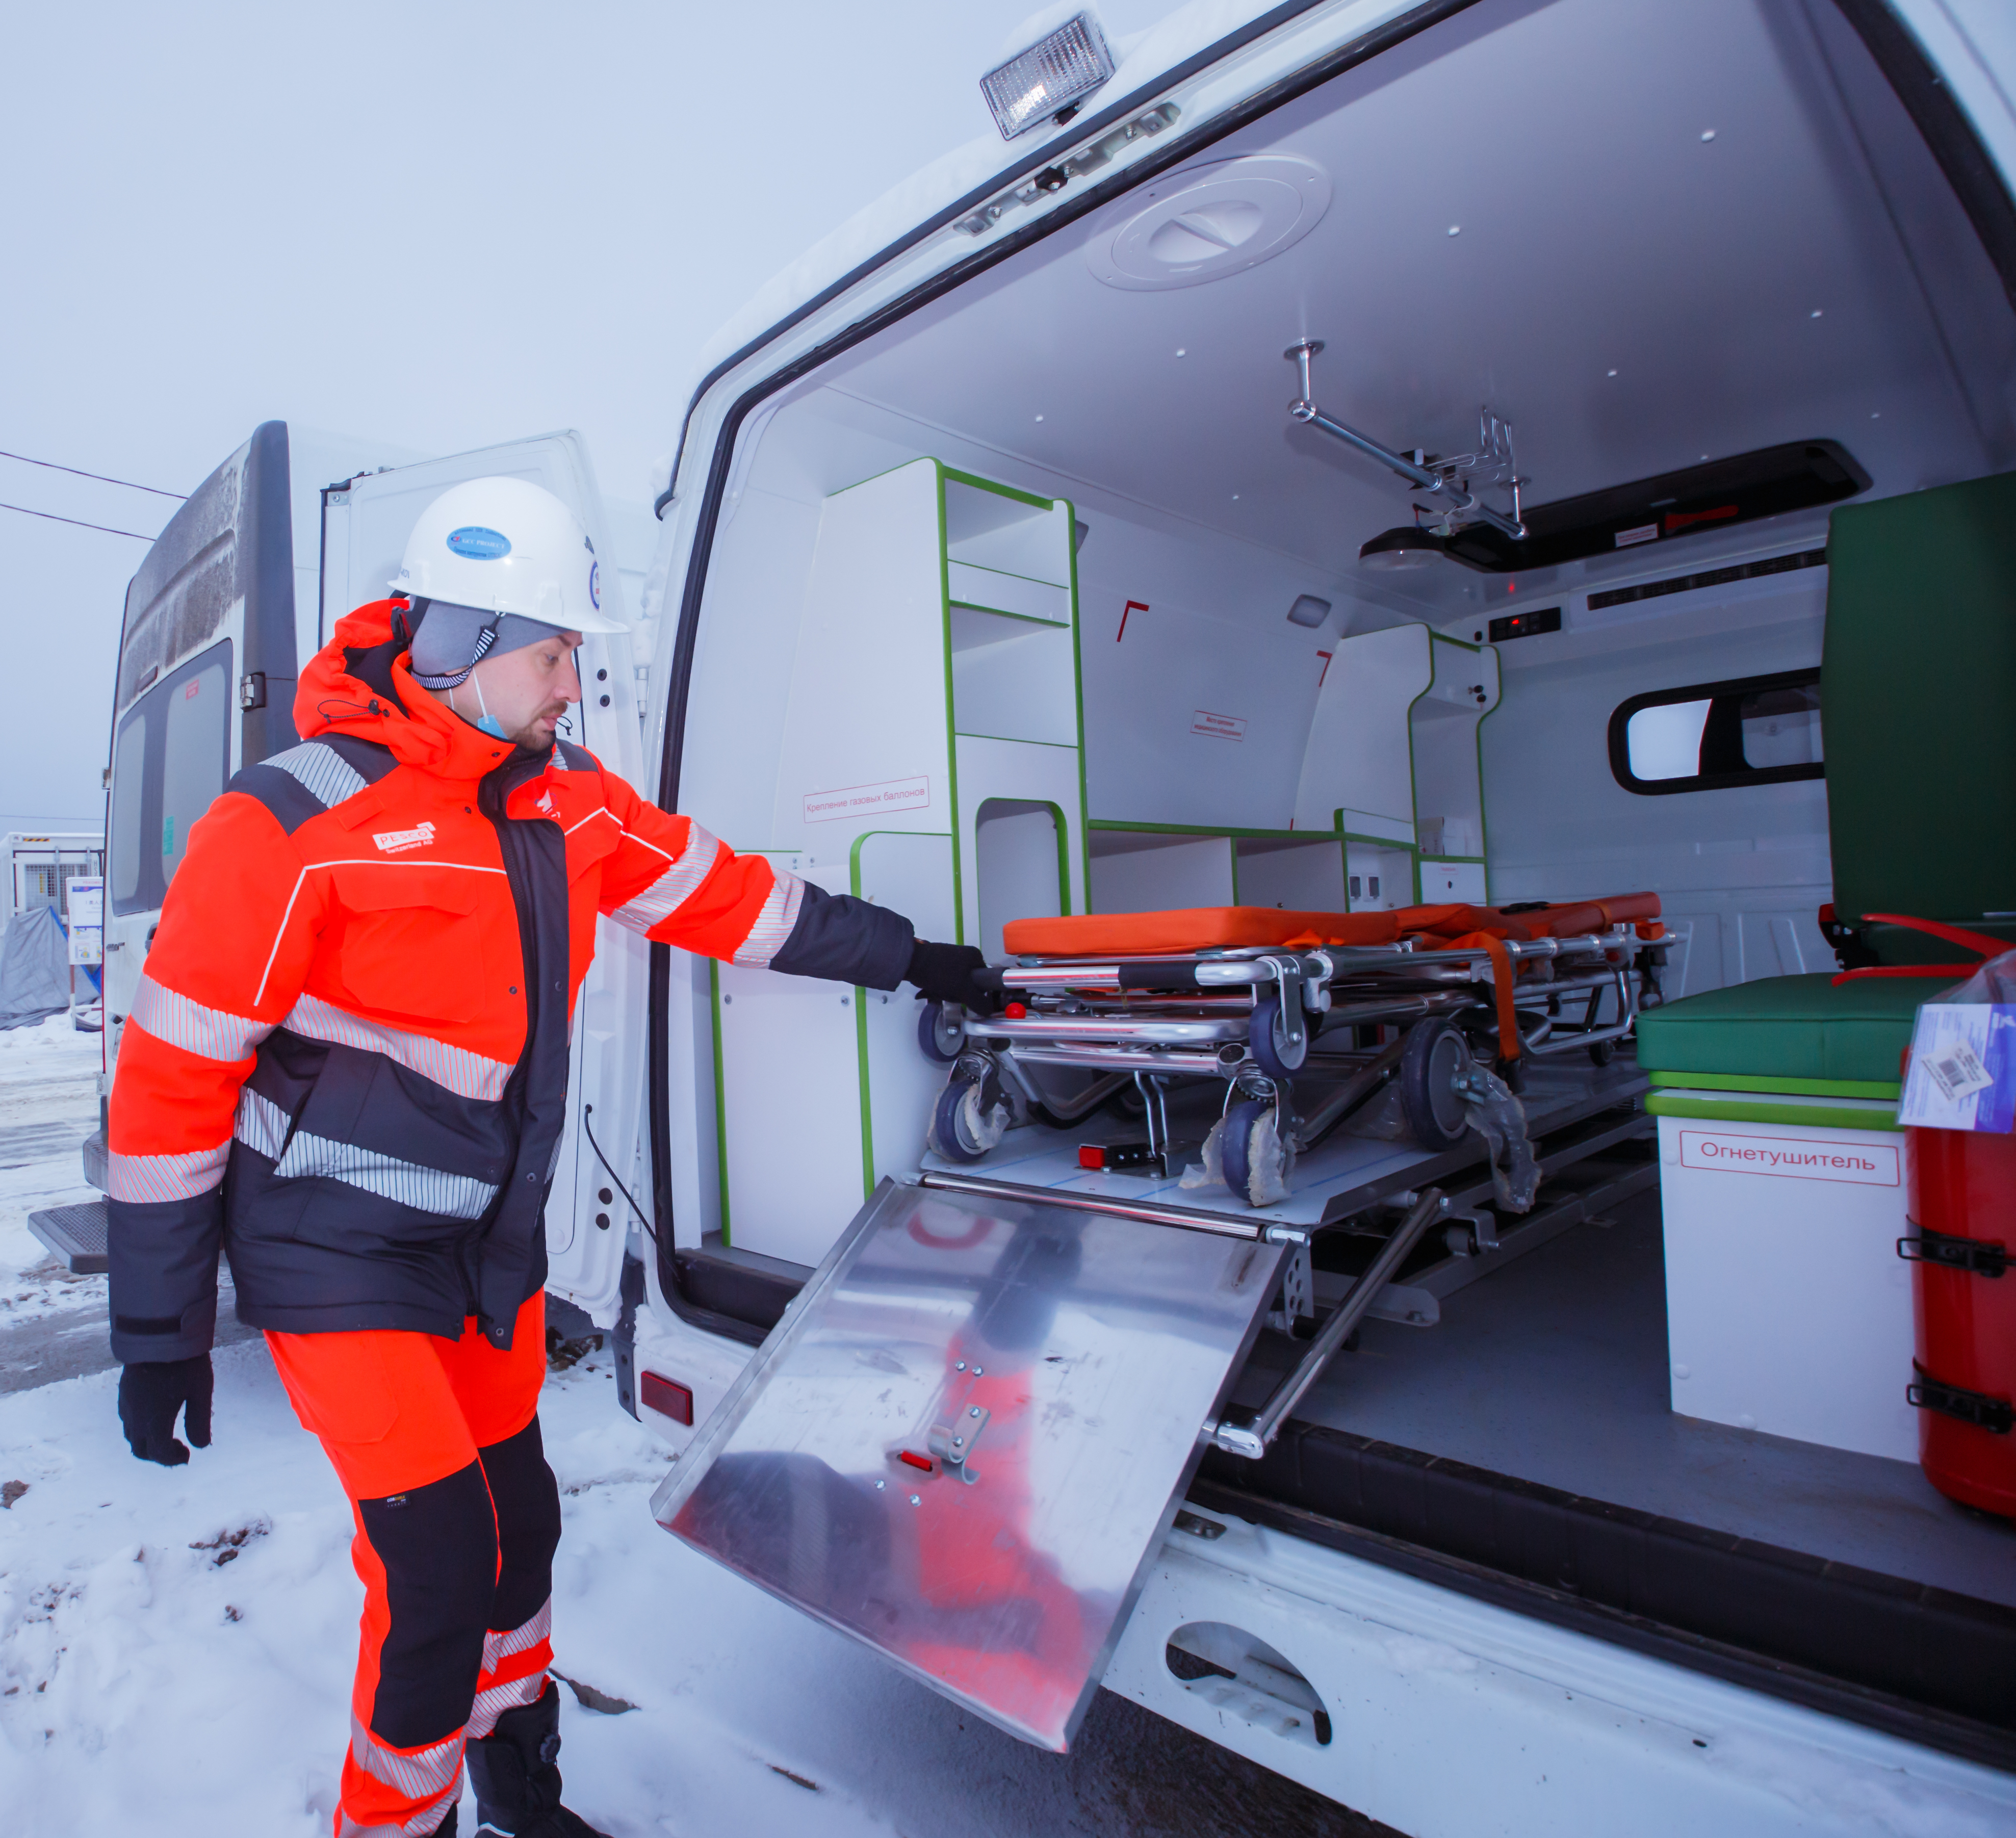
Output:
(510, 702), (570, 749)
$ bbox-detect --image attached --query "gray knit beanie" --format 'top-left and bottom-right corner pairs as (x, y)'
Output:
(407, 600), (571, 690)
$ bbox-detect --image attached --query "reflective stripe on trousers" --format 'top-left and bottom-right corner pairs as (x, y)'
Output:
(336, 1599), (553, 1837)
(266, 1295), (562, 1838)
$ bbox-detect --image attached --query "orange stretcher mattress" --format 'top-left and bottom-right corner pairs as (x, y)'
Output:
(1001, 894), (1662, 958)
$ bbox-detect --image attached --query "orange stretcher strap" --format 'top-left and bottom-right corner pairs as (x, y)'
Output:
(1438, 929), (1521, 1058)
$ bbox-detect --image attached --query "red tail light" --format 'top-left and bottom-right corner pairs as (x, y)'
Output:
(639, 1371), (693, 1426)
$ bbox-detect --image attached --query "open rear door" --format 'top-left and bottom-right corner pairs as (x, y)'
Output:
(652, 1178), (1284, 1750)
(101, 422), (296, 1123)
(320, 432), (649, 1326)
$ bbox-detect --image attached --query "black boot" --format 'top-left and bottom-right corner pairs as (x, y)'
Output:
(464, 1681), (608, 1837)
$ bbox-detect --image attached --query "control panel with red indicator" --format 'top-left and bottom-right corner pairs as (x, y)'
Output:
(1078, 1142), (1160, 1171)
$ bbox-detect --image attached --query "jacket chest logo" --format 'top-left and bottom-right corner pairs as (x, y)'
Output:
(373, 821), (437, 854)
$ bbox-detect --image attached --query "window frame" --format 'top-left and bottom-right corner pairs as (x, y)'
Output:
(1606, 666), (1825, 797)
(109, 637), (234, 917)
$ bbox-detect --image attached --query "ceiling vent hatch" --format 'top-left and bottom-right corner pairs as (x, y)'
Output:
(1086, 156), (1330, 291)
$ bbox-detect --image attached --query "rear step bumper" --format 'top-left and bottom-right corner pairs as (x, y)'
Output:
(1189, 1425), (2016, 1772)
(28, 1199), (108, 1274)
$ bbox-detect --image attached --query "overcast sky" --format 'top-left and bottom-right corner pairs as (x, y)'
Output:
(1, 1), (1171, 829)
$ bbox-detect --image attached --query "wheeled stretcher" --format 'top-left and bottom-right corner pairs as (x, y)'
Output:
(924, 894), (1670, 1208)
(663, 897), (1670, 1753)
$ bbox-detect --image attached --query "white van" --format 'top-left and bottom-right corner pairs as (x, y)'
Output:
(77, 4), (2016, 1831)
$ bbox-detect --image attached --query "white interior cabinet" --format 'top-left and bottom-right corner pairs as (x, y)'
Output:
(1293, 622), (1503, 910)
(1078, 620), (1507, 920)
(1088, 831), (1236, 913)
(717, 460), (1082, 1260)
(1411, 633), (1500, 902)
(1233, 835), (1349, 910)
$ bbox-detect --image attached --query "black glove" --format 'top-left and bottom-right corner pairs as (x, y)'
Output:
(118, 1355), (214, 1466)
(906, 940), (999, 1011)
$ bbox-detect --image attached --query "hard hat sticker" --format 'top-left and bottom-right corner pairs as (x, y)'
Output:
(447, 525), (512, 560)
(589, 560), (601, 609)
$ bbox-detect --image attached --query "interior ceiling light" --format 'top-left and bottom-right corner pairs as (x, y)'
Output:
(1358, 527), (1443, 572)
(981, 10), (1116, 140)
(1086, 156), (1331, 291)
(1286, 594), (1331, 627)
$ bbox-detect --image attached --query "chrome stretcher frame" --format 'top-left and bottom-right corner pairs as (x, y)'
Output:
(925, 925), (1667, 1202)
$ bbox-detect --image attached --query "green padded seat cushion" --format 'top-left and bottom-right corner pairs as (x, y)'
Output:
(1635, 973), (1953, 1087)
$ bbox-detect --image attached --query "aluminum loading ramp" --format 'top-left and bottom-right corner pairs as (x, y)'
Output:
(652, 1178), (1287, 1750)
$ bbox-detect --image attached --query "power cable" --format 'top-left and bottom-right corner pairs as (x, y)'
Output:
(0, 447), (186, 499)
(0, 500), (153, 541)
(582, 1102), (656, 1245)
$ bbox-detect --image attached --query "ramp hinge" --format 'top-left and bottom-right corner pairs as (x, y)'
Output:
(1267, 1242), (1314, 1334)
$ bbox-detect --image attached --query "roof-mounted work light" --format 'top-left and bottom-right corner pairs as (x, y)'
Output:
(981, 10), (1117, 140)
(1280, 340), (1530, 571)
(1358, 527), (1443, 572)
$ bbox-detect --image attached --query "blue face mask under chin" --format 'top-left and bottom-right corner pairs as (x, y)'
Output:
(464, 673), (510, 740)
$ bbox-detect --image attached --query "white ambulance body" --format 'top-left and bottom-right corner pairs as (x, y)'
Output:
(80, 4), (2016, 1832)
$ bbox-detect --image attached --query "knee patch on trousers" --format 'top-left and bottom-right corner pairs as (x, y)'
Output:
(477, 1415), (562, 1637)
(358, 1459), (499, 1748)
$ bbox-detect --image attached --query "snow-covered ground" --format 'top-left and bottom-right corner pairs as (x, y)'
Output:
(0, 1017), (1376, 1837)
(0, 1017), (101, 1331)
(0, 1337), (1383, 1835)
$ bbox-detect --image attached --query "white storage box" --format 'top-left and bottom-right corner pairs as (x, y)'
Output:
(1656, 1103), (1915, 1462)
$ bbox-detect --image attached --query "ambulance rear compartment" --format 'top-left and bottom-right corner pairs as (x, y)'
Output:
(646, 0), (2016, 1762)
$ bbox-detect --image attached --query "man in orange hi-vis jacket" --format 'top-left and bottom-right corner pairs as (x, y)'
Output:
(105, 476), (992, 1838)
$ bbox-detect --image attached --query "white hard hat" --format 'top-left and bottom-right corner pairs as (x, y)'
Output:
(392, 476), (627, 633)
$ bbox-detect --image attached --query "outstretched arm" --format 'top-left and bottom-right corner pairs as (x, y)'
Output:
(594, 773), (909, 983)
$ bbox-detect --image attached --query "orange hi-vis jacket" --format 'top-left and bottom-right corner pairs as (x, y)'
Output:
(107, 600), (913, 1363)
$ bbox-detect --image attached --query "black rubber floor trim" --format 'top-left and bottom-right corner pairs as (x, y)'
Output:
(668, 1249), (795, 1344)
(1190, 1423), (2016, 1773)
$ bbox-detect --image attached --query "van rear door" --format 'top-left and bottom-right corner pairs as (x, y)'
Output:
(321, 433), (648, 1326)
(102, 421), (296, 1106)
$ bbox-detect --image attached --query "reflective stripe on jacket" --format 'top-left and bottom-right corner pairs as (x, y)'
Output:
(107, 600), (912, 1359)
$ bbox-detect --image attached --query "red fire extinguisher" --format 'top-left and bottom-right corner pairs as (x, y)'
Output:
(1858, 917), (2016, 1518)
(1903, 1128), (2016, 1518)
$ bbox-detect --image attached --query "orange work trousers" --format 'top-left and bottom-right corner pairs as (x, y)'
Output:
(268, 1292), (559, 1838)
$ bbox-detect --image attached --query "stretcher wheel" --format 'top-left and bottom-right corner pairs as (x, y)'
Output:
(1400, 1016), (1472, 1150)
(1587, 1036), (1616, 1067)
(1248, 993), (1308, 1079)
(929, 1076), (1008, 1163)
(918, 999), (962, 1064)
(1221, 1100), (1277, 1207)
